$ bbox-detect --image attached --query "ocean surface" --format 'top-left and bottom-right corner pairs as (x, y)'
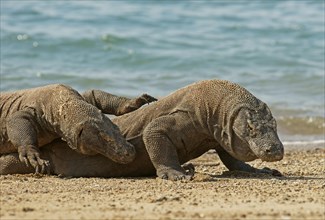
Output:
(1, 1), (324, 143)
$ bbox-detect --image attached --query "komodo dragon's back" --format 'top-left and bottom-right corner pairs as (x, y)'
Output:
(0, 85), (77, 151)
(113, 79), (260, 138)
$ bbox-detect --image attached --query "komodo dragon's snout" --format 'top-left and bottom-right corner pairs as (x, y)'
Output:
(232, 106), (284, 162)
(75, 117), (136, 164)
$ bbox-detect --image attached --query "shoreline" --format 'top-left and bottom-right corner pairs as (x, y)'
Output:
(283, 140), (325, 150)
(0, 143), (324, 220)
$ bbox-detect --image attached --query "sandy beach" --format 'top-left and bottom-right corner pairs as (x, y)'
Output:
(1, 2), (324, 219)
(0, 143), (324, 220)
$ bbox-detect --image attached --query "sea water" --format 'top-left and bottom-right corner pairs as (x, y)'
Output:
(1, 1), (324, 143)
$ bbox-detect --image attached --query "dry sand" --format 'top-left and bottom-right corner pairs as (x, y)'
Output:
(0, 144), (324, 220)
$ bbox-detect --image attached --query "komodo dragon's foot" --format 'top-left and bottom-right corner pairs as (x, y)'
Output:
(137, 94), (158, 104)
(256, 167), (282, 177)
(118, 94), (157, 115)
(18, 145), (50, 174)
(158, 167), (194, 181)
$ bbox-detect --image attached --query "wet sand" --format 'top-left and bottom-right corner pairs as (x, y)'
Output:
(0, 144), (324, 220)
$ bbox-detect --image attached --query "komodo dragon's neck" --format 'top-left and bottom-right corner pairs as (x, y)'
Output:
(185, 80), (260, 155)
(45, 92), (102, 149)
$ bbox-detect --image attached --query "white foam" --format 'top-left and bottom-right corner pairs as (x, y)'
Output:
(283, 140), (325, 145)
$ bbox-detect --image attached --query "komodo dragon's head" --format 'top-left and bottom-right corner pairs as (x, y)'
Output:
(230, 104), (284, 162)
(74, 115), (136, 164)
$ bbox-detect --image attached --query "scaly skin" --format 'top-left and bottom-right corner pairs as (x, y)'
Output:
(0, 80), (283, 179)
(0, 84), (156, 173)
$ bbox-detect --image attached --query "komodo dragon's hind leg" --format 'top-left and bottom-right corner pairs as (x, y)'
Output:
(216, 148), (282, 176)
(82, 90), (157, 116)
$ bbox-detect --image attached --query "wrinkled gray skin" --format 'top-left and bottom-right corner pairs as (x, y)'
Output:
(0, 84), (156, 173)
(0, 80), (284, 180)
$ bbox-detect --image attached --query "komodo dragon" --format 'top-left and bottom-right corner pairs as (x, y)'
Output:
(0, 80), (284, 180)
(0, 84), (156, 173)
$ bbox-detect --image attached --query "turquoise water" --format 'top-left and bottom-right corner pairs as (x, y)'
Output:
(1, 1), (324, 142)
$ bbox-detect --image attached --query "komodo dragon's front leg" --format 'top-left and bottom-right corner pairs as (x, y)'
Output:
(6, 109), (50, 173)
(82, 90), (157, 116)
(142, 115), (193, 181)
(216, 148), (282, 176)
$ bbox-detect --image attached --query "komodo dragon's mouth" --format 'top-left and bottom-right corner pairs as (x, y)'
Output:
(248, 139), (284, 162)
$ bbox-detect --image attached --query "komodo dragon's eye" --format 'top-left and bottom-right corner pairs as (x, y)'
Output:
(247, 119), (255, 130)
(247, 119), (257, 138)
(249, 129), (257, 138)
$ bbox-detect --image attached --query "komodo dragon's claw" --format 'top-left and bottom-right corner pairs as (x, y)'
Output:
(18, 145), (51, 174)
(158, 168), (194, 181)
(182, 163), (195, 176)
(258, 167), (283, 177)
